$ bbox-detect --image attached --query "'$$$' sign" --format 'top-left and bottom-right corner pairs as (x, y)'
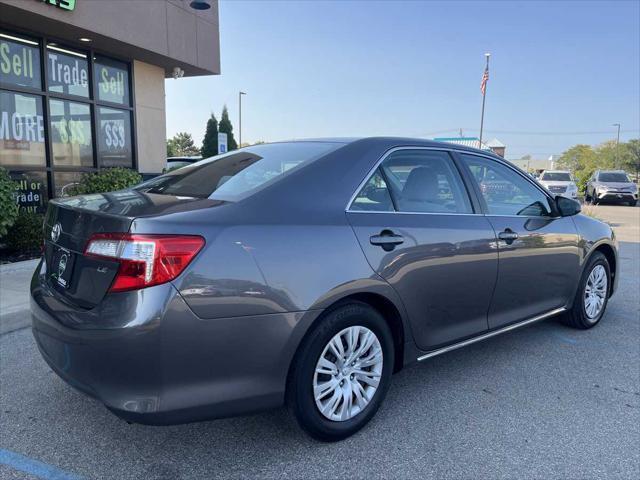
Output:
(55, 119), (88, 146)
(103, 120), (126, 150)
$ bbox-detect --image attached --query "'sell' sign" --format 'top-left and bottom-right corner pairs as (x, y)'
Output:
(41, 0), (76, 12)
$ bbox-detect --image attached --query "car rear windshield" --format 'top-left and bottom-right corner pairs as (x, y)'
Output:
(541, 172), (571, 181)
(598, 172), (630, 182)
(135, 142), (341, 200)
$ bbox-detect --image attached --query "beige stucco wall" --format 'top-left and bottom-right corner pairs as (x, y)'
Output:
(133, 61), (166, 174)
(0, 0), (220, 77)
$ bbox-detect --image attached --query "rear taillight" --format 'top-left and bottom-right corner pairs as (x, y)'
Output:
(85, 233), (205, 292)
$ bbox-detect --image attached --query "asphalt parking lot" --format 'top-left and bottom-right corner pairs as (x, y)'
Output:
(1, 204), (638, 479)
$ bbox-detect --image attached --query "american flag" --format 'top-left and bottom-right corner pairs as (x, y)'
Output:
(480, 66), (489, 95)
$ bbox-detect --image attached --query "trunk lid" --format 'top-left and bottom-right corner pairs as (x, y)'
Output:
(43, 189), (219, 308)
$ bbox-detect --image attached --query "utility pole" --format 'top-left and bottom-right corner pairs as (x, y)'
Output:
(478, 53), (490, 148)
(239, 91), (246, 147)
(612, 123), (621, 169)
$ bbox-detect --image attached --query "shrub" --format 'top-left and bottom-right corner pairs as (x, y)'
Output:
(0, 167), (19, 237)
(575, 169), (593, 194)
(3, 211), (44, 253)
(68, 168), (142, 196)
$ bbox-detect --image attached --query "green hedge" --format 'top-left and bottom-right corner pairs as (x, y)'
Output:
(0, 167), (19, 237)
(68, 167), (142, 196)
(3, 210), (44, 253)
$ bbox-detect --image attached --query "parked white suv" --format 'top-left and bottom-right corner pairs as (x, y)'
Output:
(586, 170), (638, 206)
(539, 170), (578, 199)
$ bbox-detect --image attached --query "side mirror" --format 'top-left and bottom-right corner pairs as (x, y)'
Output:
(556, 195), (581, 216)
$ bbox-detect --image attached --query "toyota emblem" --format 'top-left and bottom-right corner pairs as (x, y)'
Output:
(51, 223), (62, 243)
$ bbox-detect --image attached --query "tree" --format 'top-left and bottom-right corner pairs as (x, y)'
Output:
(201, 113), (219, 158)
(623, 139), (640, 180)
(218, 105), (238, 151)
(166, 132), (200, 157)
(556, 144), (598, 193)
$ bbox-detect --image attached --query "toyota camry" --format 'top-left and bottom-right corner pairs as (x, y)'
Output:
(31, 138), (618, 441)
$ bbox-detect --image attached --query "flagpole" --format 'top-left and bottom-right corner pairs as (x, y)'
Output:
(479, 53), (490, 148)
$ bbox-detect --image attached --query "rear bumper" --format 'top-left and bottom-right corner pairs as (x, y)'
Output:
(30, 260), (320, 425)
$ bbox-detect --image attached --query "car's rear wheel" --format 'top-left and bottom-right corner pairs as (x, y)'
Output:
(561, 252), (610, 329)
(287, 301), (394, 442)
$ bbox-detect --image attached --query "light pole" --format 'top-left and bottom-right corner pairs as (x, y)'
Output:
(612, 123), (621, 169)
(239, 91), (246, 147)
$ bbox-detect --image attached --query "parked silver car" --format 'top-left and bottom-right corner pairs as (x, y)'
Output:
(585, 170), (638, 206)
(31, 138), (618, 441)
(538, 170), (578, 199)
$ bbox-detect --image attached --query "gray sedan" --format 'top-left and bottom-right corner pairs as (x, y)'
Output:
(31, 138), (618, 441)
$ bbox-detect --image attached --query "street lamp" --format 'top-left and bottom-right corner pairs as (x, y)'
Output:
(239, 91), (246, 147)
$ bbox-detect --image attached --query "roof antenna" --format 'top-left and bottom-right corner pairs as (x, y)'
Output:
(459, 128), (463, 138)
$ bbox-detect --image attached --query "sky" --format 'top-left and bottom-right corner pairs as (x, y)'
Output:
(165, 0), (640, 160)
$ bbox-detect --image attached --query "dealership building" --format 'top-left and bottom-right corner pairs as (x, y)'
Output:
(0, 0), (220, 212)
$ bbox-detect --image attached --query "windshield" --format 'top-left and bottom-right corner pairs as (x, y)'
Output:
(541, 172), (571, 181)
(136, 142), (341, 200)
(598, 172), (630, 183)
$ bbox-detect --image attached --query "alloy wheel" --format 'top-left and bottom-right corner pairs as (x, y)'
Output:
(312, 326), (383, 422)
(584, 264), (607, 320)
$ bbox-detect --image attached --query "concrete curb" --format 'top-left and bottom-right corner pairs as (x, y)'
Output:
(0, 258), (39, 335)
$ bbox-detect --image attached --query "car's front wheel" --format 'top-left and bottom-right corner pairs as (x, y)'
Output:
(287, 302), (394, 441)
(562, 252), (610, 329)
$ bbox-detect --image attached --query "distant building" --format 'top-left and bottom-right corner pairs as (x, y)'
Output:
(509, 156), (556, 173)
(433, 137), (506, 157)
(485, 138), (506, 157)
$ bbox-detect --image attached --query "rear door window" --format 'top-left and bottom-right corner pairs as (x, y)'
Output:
(381, 150), (472, 214)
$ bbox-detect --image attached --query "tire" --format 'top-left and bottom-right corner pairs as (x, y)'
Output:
(628, 200), (638, 207)
(561, 252), (610, 329)
(287, 301), (394, 442)
(584, 192), (591, 203)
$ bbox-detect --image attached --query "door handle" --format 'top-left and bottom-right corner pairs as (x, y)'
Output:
(498, 229), (518, 244)
(370, 230), (404, 251)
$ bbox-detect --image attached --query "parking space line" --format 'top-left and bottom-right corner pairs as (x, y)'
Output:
(0, 449), (84, 480)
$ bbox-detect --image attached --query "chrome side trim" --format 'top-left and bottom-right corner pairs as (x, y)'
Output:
(416, 307), (566, 362)
(346, 210), (481, 216)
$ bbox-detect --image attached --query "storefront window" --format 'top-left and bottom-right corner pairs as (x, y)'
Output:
(97, 106), (132, 167)
(0, 90), (46, 166)
(11, 171), (48, 213)
(94, 56), (130, 105)
(49, 99), (93, 167)
(1, 30), (135, 207)
(53, 171), (85, 198)
(0, 33), (42, 90)
(46, 45), (90, 98)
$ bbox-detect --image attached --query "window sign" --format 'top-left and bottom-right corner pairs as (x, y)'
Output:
(0, 33), (42, 89)
(97, 107), (132, 167)
(11, 171), (48, 213)
(0, 90), (46, 166)
(47, 45), (89, 98)
(94, 56), (130, 105)
(49, 98), (93, 167)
